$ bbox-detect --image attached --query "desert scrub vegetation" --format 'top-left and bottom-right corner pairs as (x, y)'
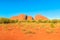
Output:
(26, 20), (37, 23)
(38, 20), (43, 23)
(50, 23), (55, 28)
(37, 19), (60, 23)
(0, 17), (60, 24)
(51, 20), (58, 23)
(10, 20), (18, 23)
(24, 30), (36, 34)
(31, 20), (36, 22)
(46, 29), (54, 34)
(0, 18), (10, 24)
(19, 20), (31, 23)
(37, 20), (51, 23)
(19, 20), (37, 23)
(50, 19), (60, 23)
(0, 18), (18, 24)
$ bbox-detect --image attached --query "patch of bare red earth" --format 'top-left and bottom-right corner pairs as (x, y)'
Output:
(0, 24), (60, 40)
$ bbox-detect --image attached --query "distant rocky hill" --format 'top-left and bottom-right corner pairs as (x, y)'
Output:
(10, 14), (48, 21)
(34, 14), (48, 21)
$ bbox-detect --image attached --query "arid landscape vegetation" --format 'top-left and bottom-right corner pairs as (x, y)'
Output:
(0, 14), (60, 40)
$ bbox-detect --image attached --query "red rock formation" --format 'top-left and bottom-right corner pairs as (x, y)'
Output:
(10, 14), (26, 21)
(18, 14), (27, 21)
(10, 14), (48, 21)
(34, 15), (48, 21)
(27, 16), (33, 21)
(10, 16), (18, 20)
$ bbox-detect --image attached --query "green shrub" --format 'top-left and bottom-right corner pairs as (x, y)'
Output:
(50, 23), (55, 28)
(0, 18), (18, 24)
(0, 18), (10, 24)
(26, 20), (31, 23)
(51, 20), (57, 23)
(38, 20), (49, 23)
(38, 20), (43, 23)
(31, 20), (36, 22)
(10, 20), (18, 23)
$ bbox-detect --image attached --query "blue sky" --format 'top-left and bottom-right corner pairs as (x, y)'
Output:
(0, 0), (60, 19)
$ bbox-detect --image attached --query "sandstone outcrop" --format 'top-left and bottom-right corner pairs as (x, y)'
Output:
(18, 14), (27, 21)
(10, 16), (18, 20)
(34, 15), (48, 21)
(10, 14), (48, 21)
(27, 16), (33, 21)
(10, 14), (27, 21)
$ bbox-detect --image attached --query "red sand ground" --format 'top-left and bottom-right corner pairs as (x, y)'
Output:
(0, 23), (60, 40)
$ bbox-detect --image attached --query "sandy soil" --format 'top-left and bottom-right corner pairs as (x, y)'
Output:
(0, 23), (60, 40)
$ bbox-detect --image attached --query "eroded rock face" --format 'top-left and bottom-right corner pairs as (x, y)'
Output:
(27, 16), (33, 21)
(34, 15), (48, 21)
(18, 14), (27, 21)
(10, 14), (27, 21)
(10, 16), (18, 20)
(10, 14), (48, 21)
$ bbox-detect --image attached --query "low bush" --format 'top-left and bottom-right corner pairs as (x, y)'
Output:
(0, 18), (18, 24)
